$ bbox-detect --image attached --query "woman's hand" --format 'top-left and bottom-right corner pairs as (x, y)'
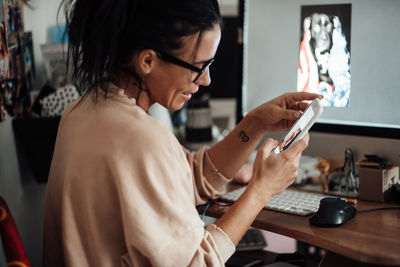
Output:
(246, 92), (322, 132)
(232, 162), (253, 184)
(247, 135), (309, 203)
(213, 135), (309, 247)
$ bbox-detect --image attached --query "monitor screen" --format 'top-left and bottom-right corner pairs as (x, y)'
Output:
(242, 0), (400, 139)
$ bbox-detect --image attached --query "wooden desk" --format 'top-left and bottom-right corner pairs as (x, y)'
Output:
(202, 188), (400, 266)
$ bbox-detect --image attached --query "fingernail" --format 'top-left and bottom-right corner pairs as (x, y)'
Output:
(294, 112), (301, 118)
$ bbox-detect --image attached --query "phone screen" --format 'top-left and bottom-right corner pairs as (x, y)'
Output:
(273, 105), (315, 154)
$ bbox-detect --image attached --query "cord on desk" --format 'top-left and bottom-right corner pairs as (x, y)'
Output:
(358, 207), (400, 213)
(201, 200), (213, 221)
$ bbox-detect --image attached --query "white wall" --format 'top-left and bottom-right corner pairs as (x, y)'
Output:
(0, 1), (63, 266)
(218, 0), (239, 16)
(0, 120), (47, 267)
(24, 0), (64, 86)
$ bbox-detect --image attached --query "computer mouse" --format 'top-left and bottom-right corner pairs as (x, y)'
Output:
(309, 197), (357, 227)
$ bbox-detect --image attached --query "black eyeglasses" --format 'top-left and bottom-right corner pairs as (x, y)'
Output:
(155, 50), (215, 83)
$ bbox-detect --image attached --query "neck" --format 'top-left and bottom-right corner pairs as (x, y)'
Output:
(112, 73), (152, 111)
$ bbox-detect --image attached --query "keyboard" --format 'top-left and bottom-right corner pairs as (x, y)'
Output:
(220, 187), (326, 216)
(237, 228), (267, 251)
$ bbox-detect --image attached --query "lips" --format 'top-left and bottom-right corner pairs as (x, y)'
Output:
(181, 88), (198, 101)
(181, 92), (192, 101)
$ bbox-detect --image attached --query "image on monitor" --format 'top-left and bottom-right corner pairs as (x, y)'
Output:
(297, 4), (352, 107)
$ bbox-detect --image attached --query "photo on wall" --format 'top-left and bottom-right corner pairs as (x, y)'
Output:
(0, 22), (10, 81)
(297, 4), (352, 107)
(4, 0), (23, 49)
(21, 31), (34, 92)
(0, 0), (30, 122)
(0, 0), (9, 121)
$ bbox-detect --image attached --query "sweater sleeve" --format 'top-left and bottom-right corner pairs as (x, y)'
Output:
(183, 147), (233, 205)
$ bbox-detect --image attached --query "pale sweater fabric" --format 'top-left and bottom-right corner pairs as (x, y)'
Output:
(43, 84), (235, 267)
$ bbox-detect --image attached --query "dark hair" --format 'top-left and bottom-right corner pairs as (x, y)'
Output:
(60, 0), (223, 96)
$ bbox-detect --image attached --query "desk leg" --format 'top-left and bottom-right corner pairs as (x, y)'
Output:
(320, 251), (386, 267)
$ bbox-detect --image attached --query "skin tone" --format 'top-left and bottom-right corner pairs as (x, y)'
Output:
(114, 24), (322, 246)
(114, 26), (220, 111)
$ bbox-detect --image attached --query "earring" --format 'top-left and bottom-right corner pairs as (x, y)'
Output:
(145, 69), (150, 74)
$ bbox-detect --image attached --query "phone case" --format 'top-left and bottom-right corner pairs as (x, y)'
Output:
(273, 98), (323, 154)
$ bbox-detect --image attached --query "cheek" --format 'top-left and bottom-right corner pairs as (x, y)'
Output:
(147, 72), (190, 108)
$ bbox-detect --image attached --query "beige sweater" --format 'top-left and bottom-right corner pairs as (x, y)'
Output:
(43, 85), (235, 267)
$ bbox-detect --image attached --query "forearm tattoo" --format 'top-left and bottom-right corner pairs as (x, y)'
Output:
(239, 130), (250, 142)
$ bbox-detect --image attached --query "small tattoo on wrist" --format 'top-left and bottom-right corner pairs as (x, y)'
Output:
(239, 130), (250, 142)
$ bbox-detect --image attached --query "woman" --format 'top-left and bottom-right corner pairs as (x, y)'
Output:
(44, 0), (321, 266)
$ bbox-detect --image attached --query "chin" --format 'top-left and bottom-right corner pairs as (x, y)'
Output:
(170, 102), (185, 111)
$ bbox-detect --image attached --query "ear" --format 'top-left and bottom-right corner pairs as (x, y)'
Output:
(138, 49), (157, 75)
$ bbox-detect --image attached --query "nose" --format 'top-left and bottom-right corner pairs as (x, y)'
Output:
(195, 69), (211, 87)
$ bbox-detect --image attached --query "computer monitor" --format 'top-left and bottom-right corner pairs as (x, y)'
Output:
(240, 0), (400, 164)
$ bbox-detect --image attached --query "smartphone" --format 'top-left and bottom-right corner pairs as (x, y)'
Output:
(272, 98), (323, 154)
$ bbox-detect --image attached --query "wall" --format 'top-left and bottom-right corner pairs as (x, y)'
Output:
(0, 120), (47, 267)
(0, 1), (62, 266)
(24, 0), (65, 86)
(218, 0), (239, 16)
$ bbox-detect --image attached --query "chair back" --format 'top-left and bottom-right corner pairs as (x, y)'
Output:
(0, 196), (31, 267)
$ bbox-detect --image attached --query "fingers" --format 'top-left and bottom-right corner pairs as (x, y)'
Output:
(256, 138), (278, 159)
(232, 163), (253, 184)
(297, 101), (310, 112)
(286, 92), (322, 113)
(282, 101), (310, 120)
(287, 92), (323, 102)
(276, 107), (302, 121)
(273, 93), (322, 121)
(262, 138), (279, 156)
(285, 134), (309, 155)
(292, 100), (315, 114)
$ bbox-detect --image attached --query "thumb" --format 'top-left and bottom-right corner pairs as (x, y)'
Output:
(286, 133), (310, 154)
(256, 138), (278, 160)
